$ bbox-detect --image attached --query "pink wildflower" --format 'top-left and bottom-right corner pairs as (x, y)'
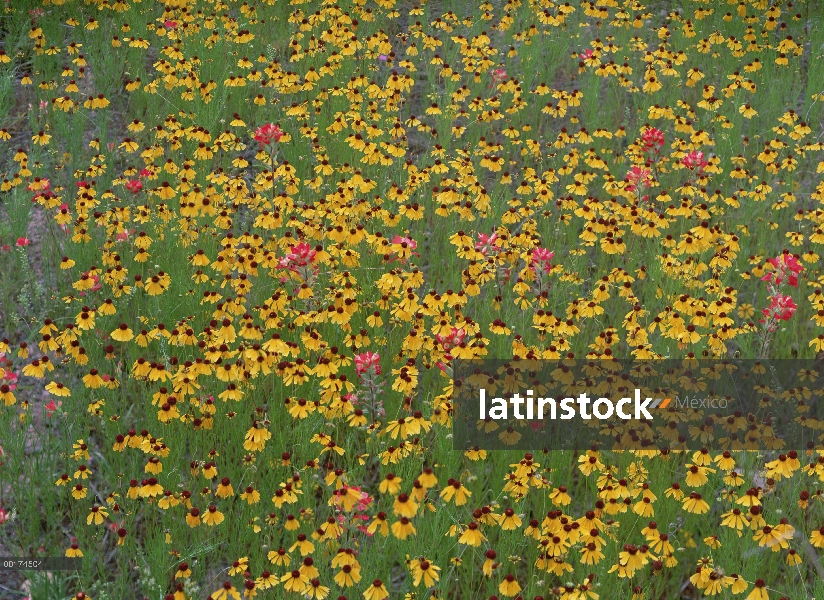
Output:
(279, 242), (317, 272)
(640, 127), (665, 153)
(762, 294), (797, 321)
(475, 232), (500, 256)
(116, 228), (136, 242)
(530, 247), (555, 274)
(77, 271), (102, 295)
(489, 68), (508, 88)
(1, 365), (17, 391)
(388, 235), (420, 263)
(762, 254), (803, 288)
(436, 327), (466, 360)
(354, 352), (381, 376)
(0, 508), (6, 525)
(125, 179), (143, 194)
(164, 20), (177, 29)
(15, 237), (31, 247)
(254, 123), (283, 148)
(625, 165), (652, 192)
(45, 400), (62, 417)
(681, 150), (708, 171)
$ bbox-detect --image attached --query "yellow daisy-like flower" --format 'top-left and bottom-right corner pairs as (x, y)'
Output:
(45, 381), (71, 397)
(499, 574), (521, 597)
(363, 579), (389, 600)
(110, 324), (134, 342)
(86, 505), (108, 525)
(211, 582), (241, 600)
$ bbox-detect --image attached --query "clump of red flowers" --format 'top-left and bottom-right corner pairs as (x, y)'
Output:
(254, 123), (283, 148)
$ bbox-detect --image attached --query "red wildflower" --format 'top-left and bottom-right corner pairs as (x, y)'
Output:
(254, 123), (283, 147)
(762, 295), (797, 321)
(45, 399), (62, 417)
(475, 232), (500, 256)
(436, 327), (466, 360)
(125, 179), (143, 194)
(681, 150), (708, 171)
(354, 352), (381, 376)
(640, 128), (665, 153)
(279, 242), (317, 272)
(762, 254), (803, 288)
(626, 165), (652, 192)
(530, 247), (555, 274)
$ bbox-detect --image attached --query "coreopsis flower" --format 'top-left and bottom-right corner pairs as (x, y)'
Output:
(363, 579), (388, 600)
(305, 579), (328, 599)
(497, 508), (522, 530)
(367, 512), (389, 536)
(391, 517), (415, 539)
(334, 564), (362, 587)
(810, 526), (824, 548)
(746, 579), (769, 600)
(409, 557), (440, 587)
(549, 486), (571, 506)
(45, 381), (70, 397)
(392, 493), (418, 518)
(389, 235), (420, 262)
(203, 503), (224, 526)
(331, 485), (371, 512)
(111, 324), (133, 342)
(683, 492), (710, 514)
(175, 562), (192, 579)
(212, 582), (241, 600)
(499, 574), (521, 597)
(456, 523), (485, 548)
(379, 474), (402, 495)
(87, 505), (108, 525)
(440, 479), (472, 505)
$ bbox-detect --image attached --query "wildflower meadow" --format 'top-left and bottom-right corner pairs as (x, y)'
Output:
(2, 0), (824, 598)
